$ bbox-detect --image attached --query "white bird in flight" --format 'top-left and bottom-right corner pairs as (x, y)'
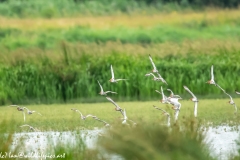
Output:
(97, 80), (117, 95)
(153, 105), (170, 127)
(223, 92), (237, 114)
(71, 108), (95, 120)
(106, 97), (124, 116)
(20, 124), (39, 132)
(23, 107), (42, 116)
(109, 65), (127, 83)
(149, 54), (158, 73)
(206, 65), (225, 92)
(155, 87), (169, 104)
(167, 89), (182, 99)
(121, 109), (136, 125)
(145, 73), (168, 85)
(183, 86), (198, 117)
(10, 105), (26, 122)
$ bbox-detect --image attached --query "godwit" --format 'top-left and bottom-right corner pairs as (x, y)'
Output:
(97, 80), (117, 95)
(223, 92), (237, 113)
(167, 89), (182, 99)
(159, 86), (170, 104)
(121, 109), (136, 125)
(92, 116), (110, 127)
(23, 107), (42, 116)
(71, 108), (95, 120)
(106, 97), (124, 116)
(183, 86), (198, 117)
(153, 105), (170, 127)
(236, 91), (240, 95)
(109, 65), (127, 83)
(20, 124), (38, 132)
(145, 73), (168, 85)
(206, 65), (225, 92)
(149, 54), (158, 73)
(10, 105), (26, 122)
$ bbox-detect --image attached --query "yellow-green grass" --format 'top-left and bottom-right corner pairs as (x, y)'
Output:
(1, 98), (240, 132)
(0, 9), (239, 30)
(1, 40), (240, 64)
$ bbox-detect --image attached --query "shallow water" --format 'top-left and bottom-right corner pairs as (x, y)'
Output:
(8, 126), (240, 160)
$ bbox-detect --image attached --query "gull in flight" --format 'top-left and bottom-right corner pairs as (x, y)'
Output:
(167, 89), (182, 99)
(206, 65), (225, 92)
(149, 54), (158, 73)
(121, 109), (136, 125)
(223, 92), (237, 114)
(109, 65), (127, 83)
(145, 73), (168, 85)
(20, 124), (39, 132)
(97, 80), (117, 95)
(153, 105), (170, 127)
(236, 91), (240, 95)
(106, 97), (124, 116)
(155, 86), (169, 104)
(71, 108), (95, 120)
(10, 105), (26, 122)
(183, 86), (198, 117)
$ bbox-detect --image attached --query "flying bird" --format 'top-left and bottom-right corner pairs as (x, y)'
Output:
(183, 86), (198, 117)
(145, 73), (168, 85)
(23, 107), (42, 116)
(223, 92), (237, 114)
(9, 105), (26, 122)
(167, 89), (182, 99)
(149, 54), (158, 73)
(92, 116), (110, 127)
(109, 65), (127, 83)
(121, 109), (136, 125)
(153, 105), (170, 127)
(71, 108), (95, 120)
(106, 97), (124, 116)
(97, 80), (117, 95)
(20, 124), (39, 132)
(206, 65), (225, 92)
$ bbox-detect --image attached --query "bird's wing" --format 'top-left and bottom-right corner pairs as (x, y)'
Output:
(20, 124), (30, 128)
(123, 109), (127, 119)
(106, 97), (120, 108)
(224, 92), (233, 101)
(71, 108), (84, 117)
(93, 116), (109, 125)
(161, 86), (166, 99)
(153, 105), (167, 114)
(115, 79), (127, 82)
(149, 54), (157, 71)
(105, 91), (117, 94)
(236, 91), (240, 95)
(215, 83), (225, 93)
(9, 105), (20, 107)
(211, 65), (214, 81)
(234, 104), (238, 113)
(23, 111), (26, 122)
(183, 86), (196, 99)
(110, 65), (114, 79)
(156, 73), (163, 78)
(85, 114), (95, 118)
(155, 90), (162, 95)
(97, 80), (104, 92)
(167, 89), (173, 96)
(172, 95), (182, 99)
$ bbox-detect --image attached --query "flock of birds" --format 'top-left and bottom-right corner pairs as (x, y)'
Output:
(9, 54), (240, 130)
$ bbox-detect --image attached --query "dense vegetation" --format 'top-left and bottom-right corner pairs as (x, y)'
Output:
(0, 0), (239, 18)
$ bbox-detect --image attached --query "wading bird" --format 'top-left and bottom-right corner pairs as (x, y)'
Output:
(109, 65), (127, 83)
(145, 73), (168, 85)
(206, 65), (225, 92)
(97, 80), (117, 95)
(121, 109), (136, 125)
(157, 86), (169, 104)
(167, 89), (182, 99)
(223, 92), (237, 114)
(149, 54), (158, 73)
(23, 107), (42, 116)
(153, 105), (170, 127)
(183, 86), (198, 117)
(20, 124), (39, 132)
(10, 105), (26, 122)
(71, 108), (95, 120)
(92, 116), (110, 127)
(106, 97), (124, 116)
